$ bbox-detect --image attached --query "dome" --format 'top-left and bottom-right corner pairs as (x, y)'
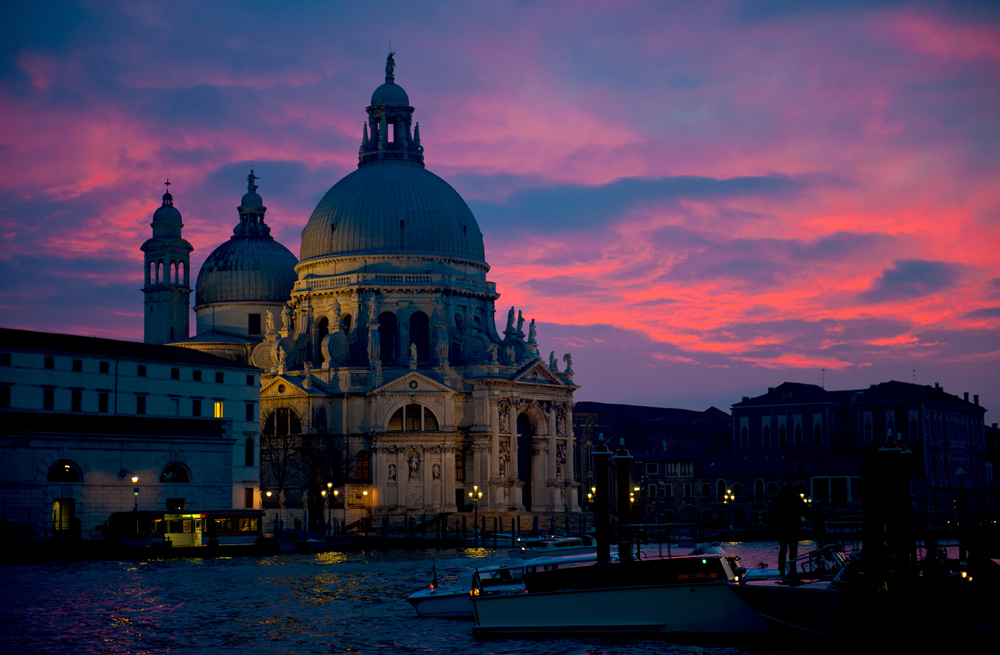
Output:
(241, 191), (263, 207)
(299, 160), (486, 263)
(153, 196), (182, 224)
(196, 237), (298, 307)
(370, 81), (409, 108)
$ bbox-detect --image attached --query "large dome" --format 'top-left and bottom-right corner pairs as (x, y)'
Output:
(196, 237), (297, 307)
(300, 161), (486, 263)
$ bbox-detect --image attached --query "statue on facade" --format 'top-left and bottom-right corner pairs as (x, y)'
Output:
(433, 299), (445, 324)
(499, 440), (509, 479)
(506, 306), (515, 332)
(331, 298), (341, 328)
(281, 305), (291, 331)
(409, 342), (418, 362)
(505, 345), (515, 364)
(277, 343), (287, 368)
(528, 319), (537, 344)
(549, 351), (558, 371)
(247, 169), (259, 194)
(432, 463), (440, 481)
(563, 352), (574, 373)
(367, 296), (379, 323)
(408, 452), (420, 481)
(303, 360), (312, 378)
(435, 335), (448, 365)
(367, 325), (380, 362)
(487, 343), (499, 364)
(266, 310), (275, 333)
(516, 310), (525, 335)
(388, 463), (397, 482)
(498, 405), (509, 432)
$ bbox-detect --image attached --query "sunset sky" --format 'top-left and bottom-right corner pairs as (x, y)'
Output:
(2, 1), (998, 419)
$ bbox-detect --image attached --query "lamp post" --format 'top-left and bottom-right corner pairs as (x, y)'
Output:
(468, 485), (482, 546)
(321, 489), (328, 538)
(326, 482), (333, 538)
(132, 475), (139, 512)
(724, 488), (735, 532)
(334, 489), (344, 535)
(956, 467), (967, 561)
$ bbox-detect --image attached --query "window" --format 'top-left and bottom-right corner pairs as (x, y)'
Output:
(794, 425), (802, 445)
(702, 483), (711, 497)
(43, 388), (54, 410)
(193, 370), (202, 382)
(72, 359), (82, 372)
(215, 371), (224, 384)
(356, 451), (371, 481)
(0, 385), (10, 408)
(378, 312), (398, 362)
(409, 312), (429, 362)
(244, 488), (254, 509)
(779, 425), (787, 445)
(388, 404), (439, 431)
(192, 399), (202, 417)
(245, 438), (255, 467)
(246, 375), (255, 386)
(213, 401), (223, 418)
(455, 451), (465, 481)
(138, 365), (147, 377)
(684, 483), (692, 498)
(52, 499), (75, 534)
(171, 368), (180, 380)
(160, 463), (190, 483)
(44, 356), (55, 369)
(0, 352), (9, 366)
(717, 480), (726, 502)
(71, 390), (82, 412)
(814, 424), (822, 444)
(734, 483), (743, 498)
(100, 361), (110, 374)
(166, 498), (186, 511)
(137, 395), (147, 415)
(741, 426), (749, 447)
(246, 403), (255, 421)
(98, 393), (108, 413)
(47, 460), (81, 482)
(263, 408), (302, 436)
(248, 313), (261, 335)
(754, 479), (765, 502)
(645, 463), (658, 475)
(647, 484), (657, 498)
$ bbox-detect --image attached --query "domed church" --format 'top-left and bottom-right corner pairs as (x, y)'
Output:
(146, 54), (579, 523)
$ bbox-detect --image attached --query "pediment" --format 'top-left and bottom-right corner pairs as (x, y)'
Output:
(373, 371), (453, 395)
(260, 374), (326, 398)
(513, 361), (565, 386)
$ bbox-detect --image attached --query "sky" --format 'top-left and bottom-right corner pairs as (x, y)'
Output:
(1, 1), (998, 419)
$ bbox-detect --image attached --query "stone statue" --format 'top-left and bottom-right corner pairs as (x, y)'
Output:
(487, 343), (499, 364)
(528, 319), (536, 344)
(374, 358), (382, 379)
(549, 351), (558, 371)
(277, 343), (287, 367)
(367, 296), (378, 323)
(388, 463), (397, 482)
(516, 310), (524, 334)
(410, 342), (418, 361)
(434, 299), (445, 324)
(499, 440), (509, 479)
(281, 305), (291, 331)
(386, 52), (395, 77)
(266, 311), (275, 333)
(498, 405), (509, 432)
(435, 335), (448, 364)
(367, 325), (380, 362)
(408, 452), (420, 481)
(506, 306), (515, 332)
(303, 361), (312, 378)
(505, 345), (515, 363)
(247, 169), (259, 193)
(563, 352), (574, 373)
(331, 298), (341, 327)
(301, 488), (309, 509)
(432, 463), (440, 481)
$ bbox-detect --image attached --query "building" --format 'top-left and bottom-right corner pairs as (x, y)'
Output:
(731, 380), (991, 519)
(0, 328), (261, 539)
(573, 402), (732, 524)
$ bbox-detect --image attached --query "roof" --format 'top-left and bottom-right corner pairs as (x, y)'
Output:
(196, 236), (298, 306)
(0, 327), (257, 369)
(733, 380), (984, 411)
(574, 401), (731, 433)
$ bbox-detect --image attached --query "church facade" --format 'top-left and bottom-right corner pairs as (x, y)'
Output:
(156, 55), (579, 524)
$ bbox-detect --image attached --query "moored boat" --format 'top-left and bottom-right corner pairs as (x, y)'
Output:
(507, 534), (598, 559)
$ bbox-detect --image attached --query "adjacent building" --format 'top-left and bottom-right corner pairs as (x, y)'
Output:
(0, 328), (260, 539)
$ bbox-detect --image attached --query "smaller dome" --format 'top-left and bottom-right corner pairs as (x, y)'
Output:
(153, 191), (182, 224)
(370, 82), (409, 108)
(241, 191), (263, 208)
(196, 238), (297, 307)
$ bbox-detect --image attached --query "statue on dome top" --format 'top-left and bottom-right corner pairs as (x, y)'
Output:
(247, 169), (259, 194)
(386, 52), (395, 78)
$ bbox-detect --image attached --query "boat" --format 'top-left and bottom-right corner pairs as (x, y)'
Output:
(730, 566), (850, 637)
(507, 534), (599, 559)
(407, 552), (604, 619)
(470, 553), (771, 637)
(744, 543), (848, 581)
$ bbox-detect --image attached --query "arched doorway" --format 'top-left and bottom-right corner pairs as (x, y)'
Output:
(517, 414), (533, 509)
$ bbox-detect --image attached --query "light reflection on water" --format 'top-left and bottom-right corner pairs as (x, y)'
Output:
(1, 541), (833, 655)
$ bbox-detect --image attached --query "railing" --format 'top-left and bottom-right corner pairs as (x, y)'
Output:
(294, 273), (495, 294)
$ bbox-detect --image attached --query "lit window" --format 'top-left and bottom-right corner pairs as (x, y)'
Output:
(214, 401), (223, 418)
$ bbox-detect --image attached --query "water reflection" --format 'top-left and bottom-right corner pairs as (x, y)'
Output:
(2, 543), (829, 655)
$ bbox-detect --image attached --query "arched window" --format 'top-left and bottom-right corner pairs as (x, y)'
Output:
(754, 479), (764, 502)
(47, 460), (82, 482)
(160, 463), (191, 483)
(763, 425), (771, 446)
(814, 424), (822, 444)
(409, 312), (429, 362)
(379, 312), (398, 362)
(740, 426), (748, 447)
(179, 260), (185, 284)
(263, 408), (302, 437)
(317, 316), (329, 339)
(245, 437), (255, 467)
(388, 404), (439, 432)
(779, 425), (787, 445)
(147, 261), (154, 286)
(794, 425), (802, 445)
(356, 451), (371, 481)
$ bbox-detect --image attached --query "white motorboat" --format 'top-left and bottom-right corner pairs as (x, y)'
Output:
(406, 552), (605, 619)
(744, 543), (848, 581)
(507, 534), (598, 559)
(471, 554), (771, 637)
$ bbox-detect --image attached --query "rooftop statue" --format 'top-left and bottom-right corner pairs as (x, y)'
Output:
(386, 52), (395, 78)
(247, 169), (259, 194)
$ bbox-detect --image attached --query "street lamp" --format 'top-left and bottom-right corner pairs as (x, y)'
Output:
(468, 485), (483, 546)
(326, 482), (333, 537)
(132, 475), (139, 512)
(724, 488), (735, 531)
(321, 489), (328, 538)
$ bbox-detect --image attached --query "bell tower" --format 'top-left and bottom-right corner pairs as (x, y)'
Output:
(141, 180), (193, 344)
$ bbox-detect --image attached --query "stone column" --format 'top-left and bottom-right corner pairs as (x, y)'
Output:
(444, 445), (456, 511)
(565, 403), (575, 482)
(490, 398), (500, 480)
(547, 406), (558, 481)
(421, 446), (429, 510)
(508, 402), (518, 479)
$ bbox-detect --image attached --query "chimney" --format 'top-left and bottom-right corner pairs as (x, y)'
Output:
(935, 382), (940, 389)
(964, 392), (969, 402)
(768, 387), (775, 393)
(974, 395), (979, 406)
(742, 396), (750, 402)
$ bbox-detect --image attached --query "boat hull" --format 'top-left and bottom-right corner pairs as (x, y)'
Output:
(730, 580), (846, 637)
(472, 581), (770, 637)
(407, 585), (474, 619)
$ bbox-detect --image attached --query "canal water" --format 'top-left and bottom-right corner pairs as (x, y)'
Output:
(1, 540), (841, 655)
